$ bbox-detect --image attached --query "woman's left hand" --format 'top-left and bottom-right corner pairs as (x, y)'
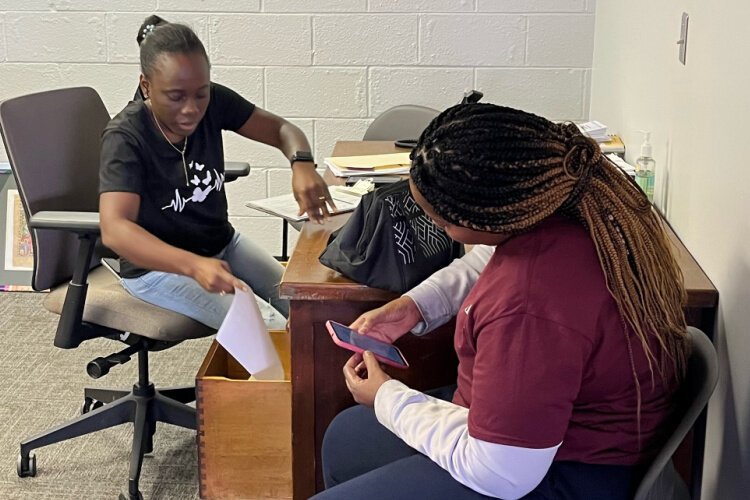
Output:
(343, 351), (392, 408)
(291, 163), (336, 223)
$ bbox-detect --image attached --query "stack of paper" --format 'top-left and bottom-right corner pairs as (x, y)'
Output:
(345, 178), (376, 195)
(246, 185), (363, 222)
(606, 153), (636, 179)
(577, 120), (609, 142)
(324, 152), (411, 177)
(599, 135), (625, 154)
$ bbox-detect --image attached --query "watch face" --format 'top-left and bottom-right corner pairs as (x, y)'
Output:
(293, 151), (314, 162)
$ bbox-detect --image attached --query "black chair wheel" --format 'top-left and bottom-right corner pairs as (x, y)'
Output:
(81, 397), (104, 414)
(81, 396), (92, 414)
(17, 452), (36, 477)
(87, 357), (111, 379)
(118, 491), (143, 500)
(144, 434), (154, 455)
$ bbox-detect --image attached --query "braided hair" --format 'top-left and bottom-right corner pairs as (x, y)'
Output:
(411, 103), (690, 388)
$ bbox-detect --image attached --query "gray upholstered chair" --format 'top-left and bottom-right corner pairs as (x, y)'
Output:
(363, 104), (440, 142)
(0, 87), (248, 500)
(634, 326), (718, 500)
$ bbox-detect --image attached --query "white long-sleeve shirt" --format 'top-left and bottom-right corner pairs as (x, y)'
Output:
(375, 380), (558, 499)
(405, 244), (494, 335)
(376, 245), (557, 499)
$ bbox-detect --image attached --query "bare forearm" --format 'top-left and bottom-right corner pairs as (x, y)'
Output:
(278, 121), (312, 160)
(101, 219), (200, 277)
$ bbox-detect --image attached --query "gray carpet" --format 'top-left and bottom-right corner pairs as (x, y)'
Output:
(0, 291), (215, 499)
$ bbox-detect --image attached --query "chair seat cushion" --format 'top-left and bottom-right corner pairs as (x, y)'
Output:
(44, 266), (215, 342)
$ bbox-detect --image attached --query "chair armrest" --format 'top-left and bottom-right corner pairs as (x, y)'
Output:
(28, 210), (100, 234)
(30, 210), (104, 349)
(225, 161), (250, 183)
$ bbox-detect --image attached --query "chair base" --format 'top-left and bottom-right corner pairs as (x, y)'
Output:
(17, 353), (196, 498)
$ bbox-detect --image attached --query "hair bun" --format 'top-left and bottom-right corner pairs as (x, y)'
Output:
(137, 15), (169, 45)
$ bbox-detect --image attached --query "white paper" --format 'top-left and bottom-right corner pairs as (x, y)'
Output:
(216, 286), (284, 380)
(246, 186), (363, 221)
(324, 159), (410, 177)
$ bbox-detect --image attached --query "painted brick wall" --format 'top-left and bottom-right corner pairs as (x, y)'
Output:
(0, 0), (596, 256)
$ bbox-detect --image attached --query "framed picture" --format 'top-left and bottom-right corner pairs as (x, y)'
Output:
(4, 189), (33, 271)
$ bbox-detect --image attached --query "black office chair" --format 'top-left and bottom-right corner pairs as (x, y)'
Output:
(0, 86), (247, 500)
(633, 326), (719, 499)
(363, 91), (481, 143)
(363, 104), (440, 142)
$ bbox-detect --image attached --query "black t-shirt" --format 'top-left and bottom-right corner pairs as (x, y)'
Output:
(100, 83), (255, 278)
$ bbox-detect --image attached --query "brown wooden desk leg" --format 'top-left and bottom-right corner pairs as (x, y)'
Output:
(290, 300), (317, 500)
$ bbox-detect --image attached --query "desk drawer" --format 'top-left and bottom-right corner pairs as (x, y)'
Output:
(196, 332), (291, 499)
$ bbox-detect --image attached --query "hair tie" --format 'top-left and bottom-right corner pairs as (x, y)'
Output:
(140, 24), (156, 44)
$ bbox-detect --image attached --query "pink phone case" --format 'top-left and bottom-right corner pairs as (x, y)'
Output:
(325, 321), (409, 368)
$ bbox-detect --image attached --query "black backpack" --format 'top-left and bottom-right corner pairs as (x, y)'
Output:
(319, 180), (463, 293)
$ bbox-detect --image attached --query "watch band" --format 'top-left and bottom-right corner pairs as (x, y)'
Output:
(290, 151), (314, 165)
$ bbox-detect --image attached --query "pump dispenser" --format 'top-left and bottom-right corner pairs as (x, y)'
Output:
(635, 131), (655, 202)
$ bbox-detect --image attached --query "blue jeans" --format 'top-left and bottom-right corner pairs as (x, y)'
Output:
(121, 232), (288, 329)
(314, 386), (637, 500)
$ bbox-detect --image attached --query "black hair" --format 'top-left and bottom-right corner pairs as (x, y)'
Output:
(139, 22), (210, 77)
(136, 15), (169, 46)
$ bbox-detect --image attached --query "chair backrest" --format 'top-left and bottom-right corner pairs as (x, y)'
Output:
(633, 326), (719, 500)
(0, 87), (110, 291)
(363, 104), (440, 141)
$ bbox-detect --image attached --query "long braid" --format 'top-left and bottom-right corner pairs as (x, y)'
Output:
(411, 103), (690, 385)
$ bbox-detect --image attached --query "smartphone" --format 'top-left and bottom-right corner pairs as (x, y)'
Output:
(325, 320), (409, 369)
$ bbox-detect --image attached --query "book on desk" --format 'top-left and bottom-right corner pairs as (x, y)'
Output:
(599, 135), (625, 155)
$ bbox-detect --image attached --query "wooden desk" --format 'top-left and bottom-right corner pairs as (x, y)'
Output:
(280, 141), (718, 500)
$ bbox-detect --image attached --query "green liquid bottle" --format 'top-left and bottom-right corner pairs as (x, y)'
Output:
(635, 131), (655, 202)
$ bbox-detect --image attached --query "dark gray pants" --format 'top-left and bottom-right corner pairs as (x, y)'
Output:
(312, 386), (637, 500)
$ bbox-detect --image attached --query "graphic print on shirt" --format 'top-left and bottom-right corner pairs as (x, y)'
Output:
(162, 160), (225, 212)
(385, 191), (453, 265)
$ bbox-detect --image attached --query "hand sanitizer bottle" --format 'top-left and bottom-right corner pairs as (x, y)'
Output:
(635, 131), (655, 202)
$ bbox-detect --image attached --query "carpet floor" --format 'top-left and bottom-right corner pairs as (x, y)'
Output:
(0, 291), (216, 499)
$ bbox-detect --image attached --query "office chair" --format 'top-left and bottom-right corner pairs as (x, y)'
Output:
(0, 87), (247, 500)
(362, 104), (440, 141)
(633, 326), (718, 500)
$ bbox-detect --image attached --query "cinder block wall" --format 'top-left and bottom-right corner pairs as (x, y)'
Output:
(0, 0), (595, 256)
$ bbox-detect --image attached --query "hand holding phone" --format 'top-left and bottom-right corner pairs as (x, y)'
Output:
(326, 320), (409, 368)
(343, 350), (392, 407)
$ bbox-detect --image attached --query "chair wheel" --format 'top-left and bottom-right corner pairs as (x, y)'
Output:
(118, 491), (143, 500)
(81, 396), (104, 414)
(17, 452), (36, 477)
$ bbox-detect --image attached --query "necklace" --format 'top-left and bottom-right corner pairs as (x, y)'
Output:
(149, 106), (189, 186)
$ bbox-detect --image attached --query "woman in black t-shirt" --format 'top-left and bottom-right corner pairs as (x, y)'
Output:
(99, 21), (334, 328)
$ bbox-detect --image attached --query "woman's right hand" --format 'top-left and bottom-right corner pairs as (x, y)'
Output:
(349, 296), (424, 344)
(191, 256), (247, 294)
